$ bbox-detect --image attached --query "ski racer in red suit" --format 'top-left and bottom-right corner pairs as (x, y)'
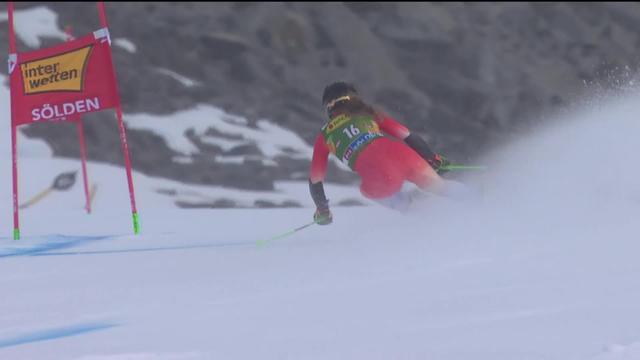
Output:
(309, 81), (471, 225)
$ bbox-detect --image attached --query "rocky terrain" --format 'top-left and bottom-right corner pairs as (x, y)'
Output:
(2, 2), (640, 194)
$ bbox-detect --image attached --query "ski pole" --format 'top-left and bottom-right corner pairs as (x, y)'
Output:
(257, 220), (317, 246)
(88, 183), (98, 212)
(440, 164), (487, 171)
(52, 170), (78, 191)
(19, 171), (78, 209)
(19, 188), (53, 209)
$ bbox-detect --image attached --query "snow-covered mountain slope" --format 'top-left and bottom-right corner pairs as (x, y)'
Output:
(1, 88), (640, 360)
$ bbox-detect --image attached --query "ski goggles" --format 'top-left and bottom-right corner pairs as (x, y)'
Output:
(325, 95), (351, 110)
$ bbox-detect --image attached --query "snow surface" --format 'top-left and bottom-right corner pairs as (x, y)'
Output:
(1, 89), (640, 359)
(0, 6), (68, 48)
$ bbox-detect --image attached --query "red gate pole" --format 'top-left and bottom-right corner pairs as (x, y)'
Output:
(76, 118), (92, 214)
(7, 2), (16, 52)
(65, 24), (91, 214)
(8, 2), (20, 240)
(11, 125), (20, 240)
(97, 2), (140, 234)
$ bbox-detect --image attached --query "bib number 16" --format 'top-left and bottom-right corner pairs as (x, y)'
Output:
(342, 124), (360, 139)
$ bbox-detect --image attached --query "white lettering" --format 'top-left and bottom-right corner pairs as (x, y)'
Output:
(31, 98), (103, 122)
(75, 100), (86, 113)
(32, 108), (41, 121)
(53, 104), (64, 118)
(40, 104), (54, 120)
(86, 97), (100, 111)
(63, 103), (75, 115)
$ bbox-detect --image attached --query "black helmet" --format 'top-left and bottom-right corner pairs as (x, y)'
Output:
(322, 81), (358, 110)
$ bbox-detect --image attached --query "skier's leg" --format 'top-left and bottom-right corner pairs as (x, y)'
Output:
(357, 154), (410, 212)
(400, 150), (478, 202)
(355, 139), (406, 199)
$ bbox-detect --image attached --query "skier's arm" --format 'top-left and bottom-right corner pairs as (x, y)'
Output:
(375, 111), (449, 174)
(309, 134), (332, 225)
(374, 111), (411, 140)
(310, 134), (330, 185)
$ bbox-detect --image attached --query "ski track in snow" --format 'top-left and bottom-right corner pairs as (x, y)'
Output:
(0, 323), (118, 349)
(0, 234), (117, 258)
(32, 239), (257, 257)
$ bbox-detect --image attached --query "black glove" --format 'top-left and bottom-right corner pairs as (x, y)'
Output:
(427, 153), (451, 175)
(309, 180), (332, 225)
(53, 171), (77, 191)
(404, 133), (449, 174)
(313, 205), (333, 225)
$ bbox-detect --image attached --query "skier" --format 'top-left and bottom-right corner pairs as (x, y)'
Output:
(309, 81), (472, 225)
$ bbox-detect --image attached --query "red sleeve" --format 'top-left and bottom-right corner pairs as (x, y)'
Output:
(309, 133), (330, 183)
(375, 113), (411, 140)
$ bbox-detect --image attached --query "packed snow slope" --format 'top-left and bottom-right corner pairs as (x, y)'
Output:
(1, 91), (640, 360)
